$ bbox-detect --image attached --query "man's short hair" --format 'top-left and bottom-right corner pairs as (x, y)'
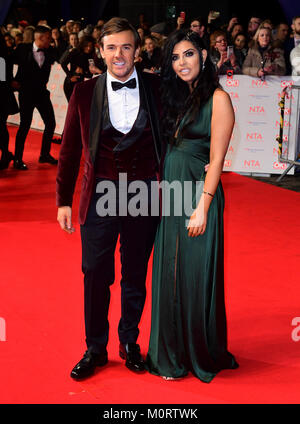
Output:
(292, 16), (300, 24)
(99, 17), (140, 49)
(191, 16), (206, 28)
(34, 25), (51, 35)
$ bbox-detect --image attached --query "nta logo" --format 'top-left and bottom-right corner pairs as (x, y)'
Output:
(247, 133), (263, 141)
(249, 106), (265, 113)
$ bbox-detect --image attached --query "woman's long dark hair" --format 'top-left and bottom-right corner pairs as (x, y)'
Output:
(160, 30), (220, 144)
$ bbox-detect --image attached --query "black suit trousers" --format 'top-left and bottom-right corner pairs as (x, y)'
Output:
(80, 177), (159, 355)
(14, 88), (56, 161)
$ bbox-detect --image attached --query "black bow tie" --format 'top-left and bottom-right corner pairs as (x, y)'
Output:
(37, 48), (45, 53)
(111, 78), (136, 91)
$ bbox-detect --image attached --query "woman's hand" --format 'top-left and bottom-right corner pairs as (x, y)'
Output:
(70, 75), (81, 82)
(187, 196), (207, 237)
(257, 68), (266, 78)
(217, 51), (228, 68)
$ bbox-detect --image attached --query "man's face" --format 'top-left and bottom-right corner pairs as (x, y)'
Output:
(248, 17), (261, 34)
(100, 30), (139, 81)
(35, 31), (52, 49)
(277, 24), (289, 41)
(292, 18), (300, 36)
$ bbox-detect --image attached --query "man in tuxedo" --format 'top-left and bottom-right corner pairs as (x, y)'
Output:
(56, 17), (161, 380)
(12, 25), (58, 170)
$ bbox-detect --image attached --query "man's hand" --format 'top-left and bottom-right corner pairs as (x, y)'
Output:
(57, 206), (75, 234)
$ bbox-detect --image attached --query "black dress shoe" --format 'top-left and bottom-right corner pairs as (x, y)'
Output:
(70, 351), (108, 380)
(13, 159), (28, 170)
(119, 343), (146, 372)
(38, 154), (58, 165)
(0, 151), (14, 170)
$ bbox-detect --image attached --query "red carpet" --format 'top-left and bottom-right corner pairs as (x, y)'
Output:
(1, 126), (300, 404)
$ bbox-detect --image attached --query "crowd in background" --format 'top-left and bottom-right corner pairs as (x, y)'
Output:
(1, 10), (300, 170)
(1, 11), (300, 81)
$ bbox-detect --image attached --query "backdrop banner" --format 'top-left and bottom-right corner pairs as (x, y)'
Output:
(7, 70), (300, 175)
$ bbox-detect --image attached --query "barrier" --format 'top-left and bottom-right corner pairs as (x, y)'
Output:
(7, 69), (300, 175)
(220, 74), (300, 175)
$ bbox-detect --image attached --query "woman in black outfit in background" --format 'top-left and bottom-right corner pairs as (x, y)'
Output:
(0, 33), (19, 170)
(60, 35), (105, 101)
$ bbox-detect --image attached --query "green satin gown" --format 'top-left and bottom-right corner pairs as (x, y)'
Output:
(146, 95), (238, 382)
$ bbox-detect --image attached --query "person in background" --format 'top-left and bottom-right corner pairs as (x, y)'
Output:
(92, 25), (103, 58)
(150, 22), (167, 47)
(22, 26), (35, 44)
(0, 33), (19, 170)
(242, 26), (286, 78)
(283, 16), (300, 75)
(4, 33), (15, 50)
(14, 32), (23, 46)
(247, 15), (262, 43)
(260, 20), (273, 31)
(273, 22), (289, 48)
(140, 35), (161, 73)
(12, 25), (58, 169)
(51, 27), (68, 59)
(273, 22), (290, 74)
(290, 43), (300, 76)
(233, 32), (248, 68)
(72, 21), (82, 34)
(226, 15), (239, 40)
(137, 27), (145, 43)
(37, 20), (48, 26)
(10, 27), (22, 39)
(6, 23), (14, 33)
(190, 16), (210, 50)
(229, 23), (244, 44)
(60, 35), (104, 101)
(210, 30), (241, 75)
(18, 20), (29, 33)
(65, 20), (74, 36)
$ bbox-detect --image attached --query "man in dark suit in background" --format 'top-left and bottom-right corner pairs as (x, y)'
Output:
(56, 17), (161, 380)
(12, 25), (58, 170)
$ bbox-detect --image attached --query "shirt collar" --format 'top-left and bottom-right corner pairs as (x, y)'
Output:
(33, 42), (41, 52)
(107, 67), (138, 89)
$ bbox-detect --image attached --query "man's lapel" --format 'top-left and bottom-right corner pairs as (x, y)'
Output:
(137, 70), (161, 163)
(89, 73), (107, 164)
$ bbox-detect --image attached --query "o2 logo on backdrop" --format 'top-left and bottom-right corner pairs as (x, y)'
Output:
(226, 79), (239, 87)
(281, 80), (294, 89)
(291, 318), (300, 342)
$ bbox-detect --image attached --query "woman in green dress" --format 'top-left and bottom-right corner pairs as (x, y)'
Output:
(146, 30), (238, 382)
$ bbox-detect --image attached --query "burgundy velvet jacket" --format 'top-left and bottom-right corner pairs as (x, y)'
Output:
(56, 71), (161, 225)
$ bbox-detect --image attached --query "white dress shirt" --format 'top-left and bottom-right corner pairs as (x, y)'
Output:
(106, 68), (139, 134)
(33, 42), (45, 68)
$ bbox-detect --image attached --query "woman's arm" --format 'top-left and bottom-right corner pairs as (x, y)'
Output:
(187, 89), (234, 237)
